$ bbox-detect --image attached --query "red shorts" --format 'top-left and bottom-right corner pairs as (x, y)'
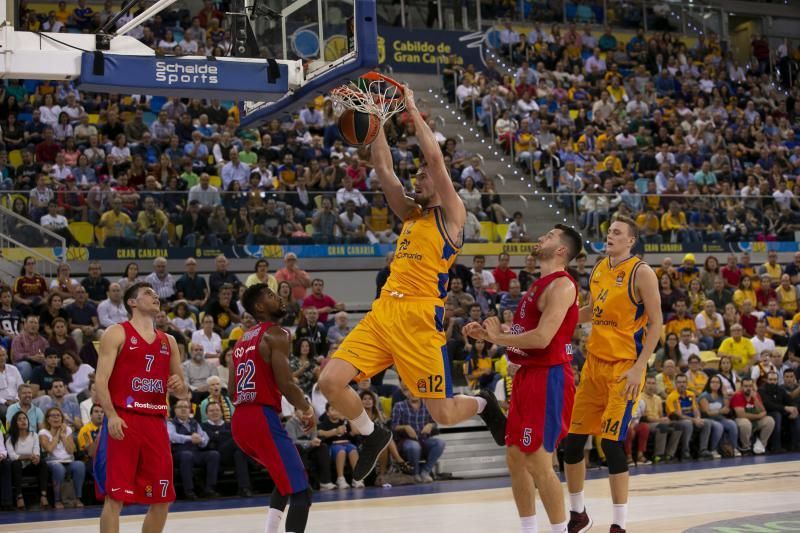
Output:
(94, 409), (175, 504)
(506, 363), (575, 453)
(232, 403), (309, 496)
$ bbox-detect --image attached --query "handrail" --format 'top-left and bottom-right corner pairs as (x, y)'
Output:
(0, 202), (67, 250)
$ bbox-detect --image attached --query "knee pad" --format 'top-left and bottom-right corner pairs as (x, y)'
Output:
(563, 433), (589, 465)
(290, 488), (312, 509)
(601, 438), (628, 475)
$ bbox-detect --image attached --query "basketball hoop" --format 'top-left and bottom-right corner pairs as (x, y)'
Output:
(330, 71), (406, 124)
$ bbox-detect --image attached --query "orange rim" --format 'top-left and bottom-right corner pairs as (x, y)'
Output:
(360, 71), (405, 94)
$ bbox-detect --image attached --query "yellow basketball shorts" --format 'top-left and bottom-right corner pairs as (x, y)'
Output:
(568, 353), (645, 441)
(332, 295), (453, 399)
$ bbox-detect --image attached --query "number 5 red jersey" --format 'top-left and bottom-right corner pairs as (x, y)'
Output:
(231, 321), (283, 411)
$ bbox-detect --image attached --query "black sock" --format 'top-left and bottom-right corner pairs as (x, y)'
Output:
(284, 489), (312, 533)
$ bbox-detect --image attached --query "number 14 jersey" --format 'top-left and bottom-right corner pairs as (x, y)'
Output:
(231, 321), (283, 411)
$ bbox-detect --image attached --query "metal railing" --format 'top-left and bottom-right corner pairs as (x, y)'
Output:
(0, 202), (65, 284)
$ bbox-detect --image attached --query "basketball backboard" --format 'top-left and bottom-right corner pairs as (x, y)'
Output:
(238, 0), (378, 128)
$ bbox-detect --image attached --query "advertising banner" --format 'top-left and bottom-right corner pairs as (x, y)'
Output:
(377, 26), (485, 74)
(78, 53), (288, 100)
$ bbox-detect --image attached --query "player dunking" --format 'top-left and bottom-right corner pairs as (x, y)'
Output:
(464, 224), (583, 533)
(318, 86), (507, 483)
(562, 216), (663, 533)
(231, 283), (315, 533)
(95, 282), (186, 533)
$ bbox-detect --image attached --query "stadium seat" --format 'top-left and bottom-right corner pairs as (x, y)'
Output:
(495, 223), (509, 242)
(209, 175), (222, 188)
(8, 149), (22, 168)
(480, 221), (496, 242)
(69, 222), (95, 246)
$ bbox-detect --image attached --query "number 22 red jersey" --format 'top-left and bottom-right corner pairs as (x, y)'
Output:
(508, 270), (578, 367)
(231, 321), (283, 411)
(108, 321), (172, 416)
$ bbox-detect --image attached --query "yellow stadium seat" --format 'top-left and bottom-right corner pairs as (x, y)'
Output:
(68, 221), (95, 246)
(94, 225), (106, 246)
(209, 175), (222, 188)
(495, 223), (509, 242)
(379, 396), (392, 419)
(8, 150), (22, 168)
(88, 114), (100, 125)
(480, 221), (496, 242)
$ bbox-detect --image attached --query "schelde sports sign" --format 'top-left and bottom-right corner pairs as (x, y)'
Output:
(378, 26), (483, 74)
(77, 53), (289, 100)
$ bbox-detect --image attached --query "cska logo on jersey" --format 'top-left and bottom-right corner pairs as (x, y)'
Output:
(131, 336), (138, 345)
(160, 341), (169, 355)
(615, 271), (625, 287)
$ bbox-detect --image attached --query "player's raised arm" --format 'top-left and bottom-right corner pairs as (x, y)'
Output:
(484, 278), (576, 349)
(371, 126), (421, 220)
(95, 324), (126, 439)
(262, 325), (312, 415)
(404, 87), (465, 227)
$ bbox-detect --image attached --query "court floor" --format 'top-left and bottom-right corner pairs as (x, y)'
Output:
(2, 454), (798, 533)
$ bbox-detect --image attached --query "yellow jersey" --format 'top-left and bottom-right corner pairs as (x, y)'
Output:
(587, 256), (648, 361)
(777, 285), (798, 315)
(382, 206), (461, 299)
(368, 206), (391, 232)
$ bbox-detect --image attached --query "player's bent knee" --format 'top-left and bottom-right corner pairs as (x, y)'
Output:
(318, 359), (359, 397)
(563, 433), (588, 464)
(600, 438), (628, 475)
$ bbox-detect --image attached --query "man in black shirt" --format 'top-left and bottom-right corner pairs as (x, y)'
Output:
(30, 349), (70, 397)
(204, 284), (241, 337)
(175, 257), (209, 313)
(180, 200), (213, 248)
(0, 287), (22, 350)
(759, 371), (800, 452)
(14, 149), (41, 191)
(81, 262), (111, 305)
(208, 255), (241, 303)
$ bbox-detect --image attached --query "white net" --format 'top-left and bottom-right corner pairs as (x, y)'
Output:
(330, 76), (406, 123)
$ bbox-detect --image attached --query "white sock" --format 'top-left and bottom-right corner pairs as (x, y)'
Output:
(265, 508), (283, 533)
(520, 515), (537, 533)
(473, 395), (487, 414)
(551, 520), (568, 533)
(350, 409), (375, 436)
(612, 504), (627, 528)
(569, 491), (585, 513)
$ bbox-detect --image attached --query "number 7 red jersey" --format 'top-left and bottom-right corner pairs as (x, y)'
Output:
(231, 321), (283, 410)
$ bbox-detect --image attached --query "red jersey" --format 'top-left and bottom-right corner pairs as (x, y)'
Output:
(108, 321), (171, 416)
(492, 267), (518, 293)
(508, 271), (578, 367)
(231, 321), (283, 411)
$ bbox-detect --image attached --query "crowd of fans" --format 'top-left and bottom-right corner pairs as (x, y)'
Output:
(442, 22), (800, 241)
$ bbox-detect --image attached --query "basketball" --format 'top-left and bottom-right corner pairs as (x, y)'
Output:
(338, 109), (381, 146)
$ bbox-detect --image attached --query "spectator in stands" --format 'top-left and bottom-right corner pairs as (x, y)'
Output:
(447, 277), (475, 317)
(48, 318), (79, 358)
(764, 299), (789, 347)
(655, 332), (681, 371)
(759, 371), (799, 453)
(80, 263), (110, 306)
(499, 279), (523, 315)
(752, 321), (777, 363)
(202, 400), (253, 497)
(144, 257), (176, 303)
(286, 404), (335, 491)
(695, 300), (724, 350)
(718, 323), (757, 375)
(303, 279), (344, 325)
(198, 376), (234, 424)
(97, 283), (128, 329)
(205, 283), (241, 338)
(79, 381), (99, 425)
(391, 382), (445, 483)
(11, 315), (49, 381)
(666, 373), (714, 460)
(491, 253), (517, 293)
(61, 352), (93, 396)
(97, 196), (137, 248)
(326, 312), (352, 346)
(65, 285), (100, 348)
(468, 273), (497, 318)
(295, 306), (329, 357)
(39, 407), (85, 508)
(685, 355), (709, 396)
(698, 374), (739, 457)
(192, 315), (222, 360)
(6, 411), (49, 510)
(759, 251), (783, 287)
(76, 404), (103, 458)
(518, 254), (539, 292)
(640, 375), (683, 463)
(0, 288), (22, 352)
(244, 259), (278, 292)
(706, 277), (733, 313)
(136, 196), (169, 248)
(175, 258), (209, 314)
(777, 274), (798, 316)
(168, 398), (220, 500)
(655, 359), (677, 399)
(732, 377), (775, 455)
(183, 343), (214, 404)
(13, 257), (48, 315)
(188, 173), (222, 208)
(208, 255), (240, 304)
(37, 378), (81, 430)
(318, 402), (363, 489)
(0, 346), (22, 421)
(664, 298), (696, 340)
(733, 276), (756, 313)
